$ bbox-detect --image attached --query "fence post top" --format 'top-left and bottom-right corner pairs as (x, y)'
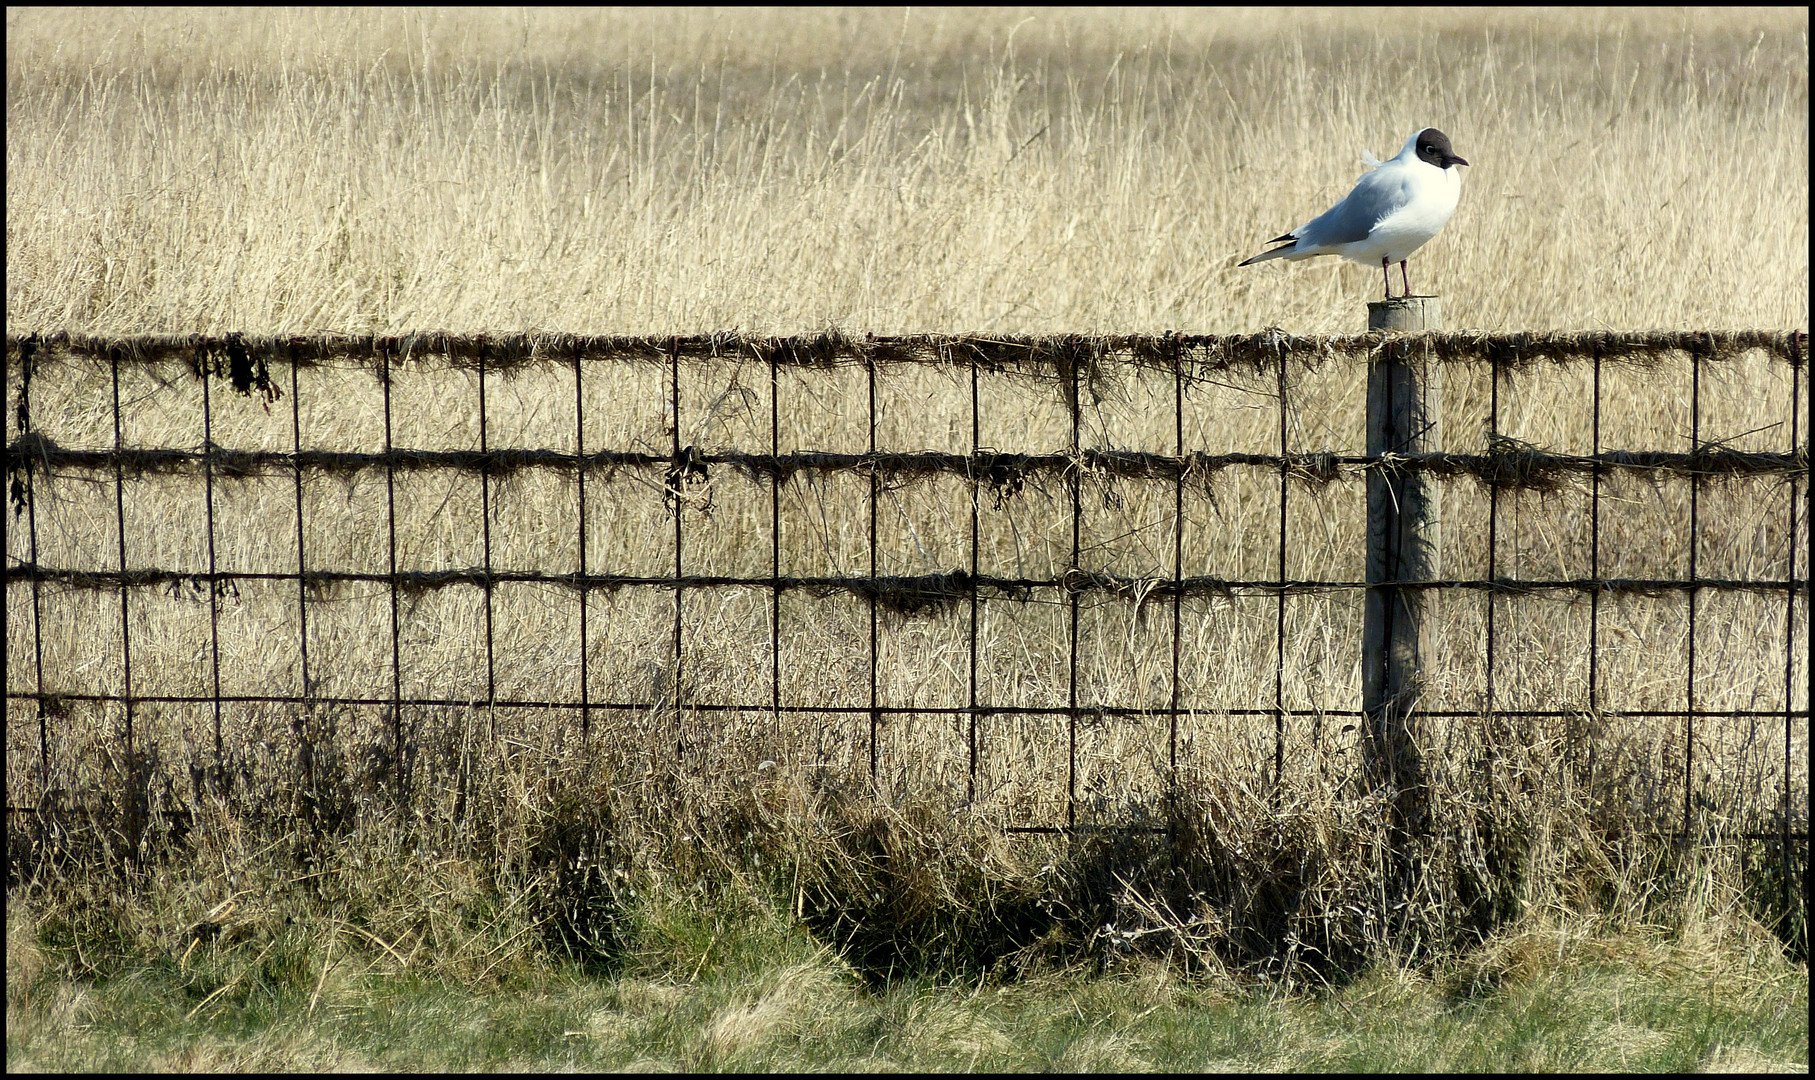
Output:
(1367, 296), (1444, 333)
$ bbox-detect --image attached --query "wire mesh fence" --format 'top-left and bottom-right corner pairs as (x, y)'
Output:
(4, 330), (1807, 889)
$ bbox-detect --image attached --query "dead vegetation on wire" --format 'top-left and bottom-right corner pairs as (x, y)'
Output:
(7, 332), (1806, 520)
(6, 434), (1804, 493)
(7, 328), (1807, 379)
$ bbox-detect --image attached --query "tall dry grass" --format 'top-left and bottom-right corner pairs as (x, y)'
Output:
(4, 7), (1808, 985)
(5, 7), (1808, 334)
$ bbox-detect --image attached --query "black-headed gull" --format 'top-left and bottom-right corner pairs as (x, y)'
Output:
(1240, 128), (1469, 299)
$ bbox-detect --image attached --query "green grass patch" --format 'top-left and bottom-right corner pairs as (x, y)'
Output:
(9, 889), (1805, 1072)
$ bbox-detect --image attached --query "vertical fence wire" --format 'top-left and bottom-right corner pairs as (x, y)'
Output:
(573, 346), (590, 739)
(1067, 355), (1081, 829)
(1486, 359), (1500, 717)
(669, 340), (684, 762)
(199, 348), (223, 768)
(967, 354), (979, 805)
(1784, 346), (1803, 922)
(1589, 347), (1603, 743)
(478, 344), (496, 738)
(1686, 343), (1702, 839)
(380, 343), (404, 791)
(108, 346), (135, 767)
(1170, 340), (1184, 790)
(289, 345), (311, 712)
(1273, 351), (1288, 800)
(866, 348), (879, 783)
(19, 338), (51, 797)
(769, 351), (782, 755)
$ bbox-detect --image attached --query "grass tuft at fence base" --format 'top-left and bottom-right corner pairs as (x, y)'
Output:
(7, 711), (1804, 993)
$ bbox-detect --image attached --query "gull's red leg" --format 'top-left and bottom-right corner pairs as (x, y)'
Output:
(1380, 257), (1392, 298)
(1400, 261), (1411, 297)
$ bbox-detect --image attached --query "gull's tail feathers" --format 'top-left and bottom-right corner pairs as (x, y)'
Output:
(1238, 241), (1300, 266)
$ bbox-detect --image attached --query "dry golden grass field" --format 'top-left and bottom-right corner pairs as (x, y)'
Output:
(5, 7), (1808, 334)
(3, 7), (1809, 1042)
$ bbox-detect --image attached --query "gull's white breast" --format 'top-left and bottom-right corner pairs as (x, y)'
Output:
(1334, 164), (1462, 267)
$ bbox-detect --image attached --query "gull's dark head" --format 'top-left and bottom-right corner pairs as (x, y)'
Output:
(1414, 128), (1468, 169)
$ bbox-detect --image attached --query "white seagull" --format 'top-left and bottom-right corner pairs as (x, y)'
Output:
(1239, 127), (1469, 298)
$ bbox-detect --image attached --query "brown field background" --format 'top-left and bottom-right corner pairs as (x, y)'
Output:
(4, 7), (1808, 976)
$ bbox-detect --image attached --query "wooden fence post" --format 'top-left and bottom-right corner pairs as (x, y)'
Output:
(1363, 296), (1442, 904)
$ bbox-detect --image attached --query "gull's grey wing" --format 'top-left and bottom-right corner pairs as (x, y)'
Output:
(1294, 166), (1418, 247)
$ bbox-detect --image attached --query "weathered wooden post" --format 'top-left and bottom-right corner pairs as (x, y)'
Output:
(1362, 296), (1441, 904)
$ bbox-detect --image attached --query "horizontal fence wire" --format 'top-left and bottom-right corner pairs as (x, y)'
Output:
(4, 330), (1809, 853)
(2, 567), (1804, 601)
(6, 327), (1806, 370)
(6, 441), (1807, 485)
